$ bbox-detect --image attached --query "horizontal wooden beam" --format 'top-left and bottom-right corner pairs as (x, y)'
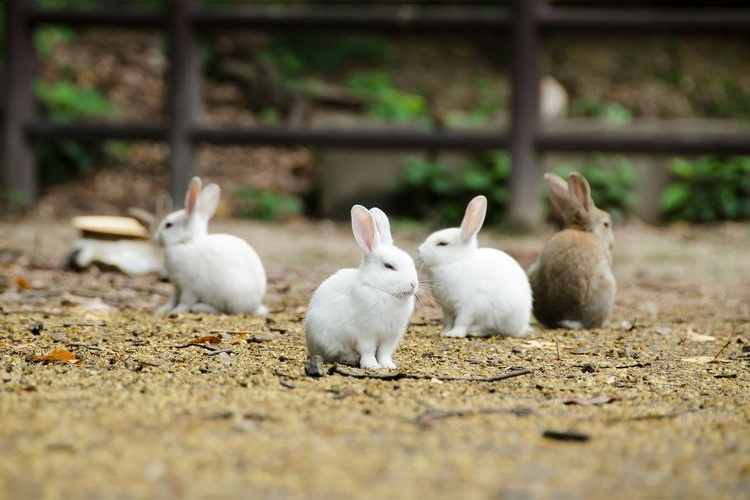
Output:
(25, 120), (750, 156)
(192, 125), (509, 150)
(25, 121), (167, 141)
(539, 6), (750, 31)
(27, 9), (165, 28)
(537, 130), (750, 155)
(193, 6), (510, 32)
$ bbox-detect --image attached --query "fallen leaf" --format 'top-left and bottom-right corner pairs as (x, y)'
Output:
(523, 339), (556, 349)
(33, 349), (82, 365)
(686, 330), (716, 342)
(15, 276), (41, 290)
(61, 293), (117, 312)
(555, 395), (618, 406)
(681, 356), (730, 364)
(569, 344), (591, 355)
(191, 335), (221, 345)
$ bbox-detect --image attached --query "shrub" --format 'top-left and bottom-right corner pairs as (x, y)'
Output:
(393, 151), (510, 226)
(660, 156), (750, 222)
(235, 188), (304, 221)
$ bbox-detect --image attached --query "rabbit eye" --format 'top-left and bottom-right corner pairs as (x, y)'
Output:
(603, 220), (610, 228)
(165, 222), (173, 229)
(384, 263), (396, 271)
(436, 241), (448, 247)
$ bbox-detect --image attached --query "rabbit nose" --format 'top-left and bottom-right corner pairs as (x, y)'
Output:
(410, 282), (417, 292)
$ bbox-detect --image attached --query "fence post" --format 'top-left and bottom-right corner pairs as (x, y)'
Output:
(167, 0), (202, 203)
(508, 0), (542, 230)
(2, 0), (37, 207)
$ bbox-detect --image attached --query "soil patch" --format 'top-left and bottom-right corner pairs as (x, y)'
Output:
(1, 219), (749, 498)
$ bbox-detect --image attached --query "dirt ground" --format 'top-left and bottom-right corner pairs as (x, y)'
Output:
(0, 217), (748, 499)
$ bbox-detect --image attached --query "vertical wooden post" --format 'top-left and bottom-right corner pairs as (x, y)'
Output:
(508, 0), (542, 231)
(167, 0), (202, 203)
(2, 0), (37, 207)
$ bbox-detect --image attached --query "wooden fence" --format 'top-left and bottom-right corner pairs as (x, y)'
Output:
(3, 0), (750, 227)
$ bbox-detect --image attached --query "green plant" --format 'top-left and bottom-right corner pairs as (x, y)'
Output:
(553, 155), (638, 222)
(570, 96), (633, 126)
(393, 151), (511, 226)
(35, 80), (114, 122)
(346, 72), (430, 125)
(660, 156), (750, 222)
(714, 80), (750, 122)
(264, 33), (394, 77)
(235, 188), (304, 221)
(33, 80), (119, 184)
(34, 26), (76, 58)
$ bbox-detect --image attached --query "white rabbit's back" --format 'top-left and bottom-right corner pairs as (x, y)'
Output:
(165, 234), (266, 314)
(428, 248), (531, 336)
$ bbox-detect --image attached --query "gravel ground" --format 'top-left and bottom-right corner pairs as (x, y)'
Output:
(1, 218), (748, 499)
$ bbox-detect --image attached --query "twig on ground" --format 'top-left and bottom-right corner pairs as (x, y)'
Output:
(174, 342), (216, 350)
(714, 340), (732, 359)
(66, 342), (104, 351)
(542, 430), (590, 442)
(329, 365), (534, 382)
(615, 362), (652, 369)
(416, 406), (533, 426)
(204, 348), (234, 356)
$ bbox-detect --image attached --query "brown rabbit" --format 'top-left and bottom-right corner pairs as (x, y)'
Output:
(527, 172), (616, 329)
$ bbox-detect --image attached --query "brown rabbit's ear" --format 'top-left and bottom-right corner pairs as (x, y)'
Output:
(185, 177), (202, 215)
(544, 173), (571, 217)
(567, 172), (592, 212)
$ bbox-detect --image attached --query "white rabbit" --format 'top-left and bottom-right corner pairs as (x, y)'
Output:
(305, 205), (418, 370)
(418, 195), (532, 338)
(153, 177), (268, 315)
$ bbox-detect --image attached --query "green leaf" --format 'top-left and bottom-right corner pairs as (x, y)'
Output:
(660, 183), (692, 213)
(670, 158), (694, 179)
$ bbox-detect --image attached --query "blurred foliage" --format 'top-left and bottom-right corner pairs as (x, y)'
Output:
(570, 96), (633, 126)
(34, 80), (114, 122)
(235, 187), (304, 221)
(714, 80), (750, 122)
(660, 156), (750, 222)
(347, 72), (431, 125)
(34, 25), (76, 58)
(35, 0), (165, 10)
(553, 155), (638, 222)
(32, 27), (125, 186)
(393, 151), (510, 226)
(261, 33), (394, 77)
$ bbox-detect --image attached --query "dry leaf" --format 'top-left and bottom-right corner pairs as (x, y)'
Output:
(34, 349), (82, 365)
(191, 335), (221, 345)
(556, 395), (618, 406)
(15, 276), (41, 290)
(685, 330), (716, 342)
(523, 340), (556, 350)
(682, 356), (730, 364)
(61, 293), (117, 312)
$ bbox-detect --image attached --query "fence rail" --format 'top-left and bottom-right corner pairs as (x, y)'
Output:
(4, 0), (750, 228)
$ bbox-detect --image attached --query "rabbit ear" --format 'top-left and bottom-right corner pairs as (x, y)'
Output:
(198, 183), (221, 220)
(544, 172), (571, 217)
(185, 177), (202, 216)
(369, 207), (393, 246)
(567, 172), (592, 212)
(460, 195), (487, 241)
(351, 205), (380, 254)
